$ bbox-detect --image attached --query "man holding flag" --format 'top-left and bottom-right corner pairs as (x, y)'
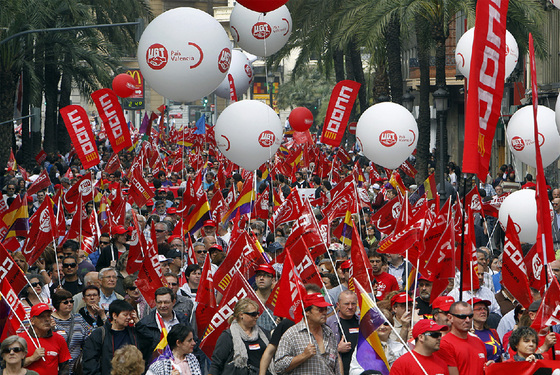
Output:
(275, 293), (342, 375)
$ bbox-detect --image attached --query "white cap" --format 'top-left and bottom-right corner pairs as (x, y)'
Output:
(372, 183), (381, 189)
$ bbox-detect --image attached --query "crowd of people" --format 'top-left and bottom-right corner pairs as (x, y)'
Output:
(1, 139), (559, 375)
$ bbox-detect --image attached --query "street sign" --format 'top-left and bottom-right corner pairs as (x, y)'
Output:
(348, 122), (357, 135)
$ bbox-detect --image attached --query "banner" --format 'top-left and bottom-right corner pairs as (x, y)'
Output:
(503, 215), (533, 309)
(320, 80), (361, 147)
(60, 105), (100, 169)
(26, 170), (51, 196)
(485, 360), (560, 375)
(461, 0), (509, 179)
(228, 74), (238, 102)
(22, 196), (57, 266)
(91, 88), (133, 153)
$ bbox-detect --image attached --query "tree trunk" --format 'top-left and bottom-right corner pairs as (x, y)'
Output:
(348, 40), (367, 116)
(414, 17), (432, 184)
(57, 59), (72, 153)
(0, 69), (18, 169)
(333, 49), (345, 83)
(434, 35), (449, 184)
(43, 49), (60, 154)
(385, 15), (403, 104)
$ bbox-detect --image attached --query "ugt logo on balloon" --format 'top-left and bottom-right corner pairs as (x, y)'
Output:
(379, 130), (398, 147)
(252, 22), (272, 39)
(511, 136), (525, 151)
(258, 130), (275, 147)
(146, 43), (168, 70)
(217, 48), (232, 73)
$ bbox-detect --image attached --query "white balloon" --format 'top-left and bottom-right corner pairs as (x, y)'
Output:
(455, 28), (518, 79)
(355, 102), (418, 169)
(506, 105), (560, 168)
(230, 4), (292, 57)
(214, 50), (254, 99)
(215, 100), (282, 170)
(551, 0), (560, 9)
(498, 189), (553, 243)
(556, 93), (560, 134)
(138, 8), (231, 103)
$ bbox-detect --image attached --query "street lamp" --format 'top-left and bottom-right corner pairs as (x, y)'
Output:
(402, 91), (415, 114)
(432, 86), (449, 202)
(267, 70), (275, 111)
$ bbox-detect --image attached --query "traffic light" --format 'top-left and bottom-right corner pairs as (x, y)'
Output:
(202, 97), (208, 107)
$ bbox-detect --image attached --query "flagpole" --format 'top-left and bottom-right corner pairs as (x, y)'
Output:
(411, 256), (420, 329)
(405, 191), (409, 315)
(459, 177), (468, 301)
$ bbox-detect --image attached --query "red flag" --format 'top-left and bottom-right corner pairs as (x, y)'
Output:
(104, 153), (122, 175)
(199, 272), (263, 357)
(370, 196), (401, 235)
(503, 216), (534, 309)
(524, 243), (546, 292)
(267, 249), (306, 322)
(91, 89), (133, 153)
(0, 278), (28, 341)
(531, 277), (560, 332)
(210, 189), (227, 225)
(322, 181), (361, 221)
(456, 207), (480, 291)
(422, 217), (456, 302)
(0, 243), (29, 295)
(213, 232), (267, 294)
(35, 150), (47, 165)
(254, 186), (270, 220)
(60, 105), (100, 169)
(228, 74), (238, 102)
(349, 224), (373, 294)
(0, 192), (9, 240)
(268, 189), (305, 228)
(461, 0), (509, 179)
(485, 360), (560, 375)
(126, 211), (146, 275)
(464, 187), (483, 216)
(529, 33), (556, 265)
(195, 254), (217, 338)
(63, 172), (94, 213)
(129, 165), (155, 208)
(21, 196), (57, 266)
(26, 170), (51, 196)
(135, 226), (165, 308)
(399, 160), (418, 179)
(6, 149), (16, 171)
(320, 80), (361, 147)
(278, 237), (323, 287)
(284, 199), (327, 259)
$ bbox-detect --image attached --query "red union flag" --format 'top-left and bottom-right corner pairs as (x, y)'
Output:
(60, 105), (100, 169)
(22, 196), (57, 266)
(91, 88), (132, 153)
(503, 216), (533, 309)
(320, 80), (361, 147)
(461, 0), (509, 179)
(26, 169), (51, 196)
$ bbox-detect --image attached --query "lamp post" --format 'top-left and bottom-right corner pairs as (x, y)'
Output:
(402, 91), (415, 114)
(267, 70), (275, 111)
(432, 86), (449, 203)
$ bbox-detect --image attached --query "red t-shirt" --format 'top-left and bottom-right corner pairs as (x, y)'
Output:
(436, 332), (487, 375)
(390, 351), (449, 375)
(372, 272), (399, 300)
(20, 332), (72, 375)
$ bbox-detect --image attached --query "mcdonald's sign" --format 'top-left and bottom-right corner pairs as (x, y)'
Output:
(123, 69), (145, 110)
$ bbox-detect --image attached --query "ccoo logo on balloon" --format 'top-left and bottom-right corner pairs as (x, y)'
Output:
(146, 43), (168, 70)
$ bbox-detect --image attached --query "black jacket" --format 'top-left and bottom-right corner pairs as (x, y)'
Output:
(82, 320), (138, 375)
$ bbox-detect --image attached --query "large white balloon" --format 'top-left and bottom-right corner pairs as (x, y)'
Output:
(455, 28), (518, 79)
(137, 8), (231, 103)
(230, 4), (292, 57)
(506, 105), (560, 168)
(556, 93), (560, 134)
(355, 102), (418, 169)
(551, 0), (560, 9)
(214, 50), (254, 99)
(498, 189), (552, 243)
(215, 100), (282, 170)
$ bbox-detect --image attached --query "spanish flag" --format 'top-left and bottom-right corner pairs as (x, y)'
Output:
(222, 179), (255, 223)
(184, 194), (212, 235)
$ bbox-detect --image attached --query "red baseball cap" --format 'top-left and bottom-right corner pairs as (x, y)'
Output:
(390, 292), (414, 306)
(209, 244), (223, 252)
(412, 319), (449, 339)
(203, 220), (216, 228)
(468, 298), (491, 307)
(303, 293), (331, 308)
(30, 303), (52, 318)
(432, 296), (455, 312)
(112, 225), (128, 235)
(340, 260), (352, 270)
(167, 207), (177, 215)
(417, 274), (432, 282)
(256, 264), (275, 275)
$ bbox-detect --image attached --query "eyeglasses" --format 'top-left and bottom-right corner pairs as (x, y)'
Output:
(243, 311), (260, 317)
(196, 250), (208, 254)
(100, 241), (110, 245)
(382, 322), (390, 326)
(155, 229), (166, 233)
(2, 347), (23, 354)
(30, 282), (41, 287)
(63, 263), (77, 268)
(423, 331), (442, 339)
(450, 313), (474, 320)
(61, 299), (74, 305)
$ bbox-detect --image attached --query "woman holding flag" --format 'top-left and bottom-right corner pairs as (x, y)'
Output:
(146, 324), (200, 375)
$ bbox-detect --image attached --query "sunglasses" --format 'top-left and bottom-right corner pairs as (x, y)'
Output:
(382, 322), (390, 326)
(155, 229), (166, 233)
(243, 311), (260, 317)
(63, 263), (77, 268)
(30, 282), (41, 287)
(423, 331), (442, 339)
(168, 282), (178, 286)
(450, 313), (474, 320)
(196, 250), (208, 254)
(100, 241), (110, 245)
(61, 299), (74, 305)
(127, 286), (137, 291)
(2, 347), (23, 354)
